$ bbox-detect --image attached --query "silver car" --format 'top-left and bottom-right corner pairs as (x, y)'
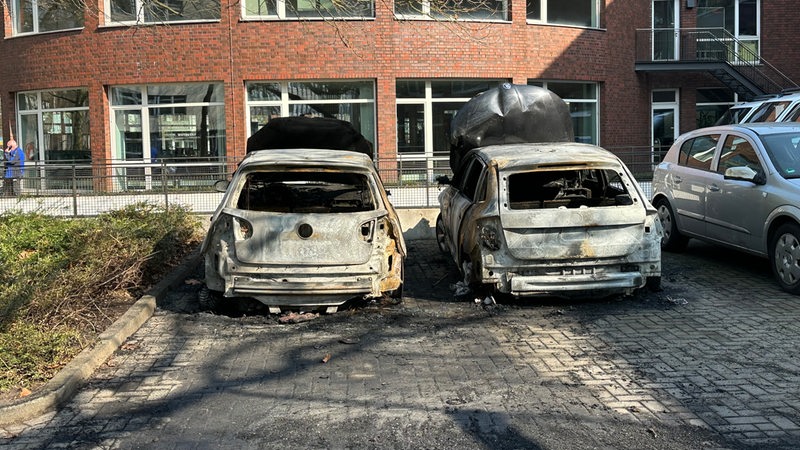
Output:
(436, 143), (663, 299)
(201, 149), (405, 313)
(651, 123), (800, 293)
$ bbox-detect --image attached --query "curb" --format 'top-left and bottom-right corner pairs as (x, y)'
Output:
(0, 246), (203, 427)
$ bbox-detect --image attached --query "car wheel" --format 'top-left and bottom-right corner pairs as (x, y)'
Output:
(654, 198), (689, 251)
(435, 214), (449, 255)
(198, 285), (222, 311)
(769, 223), (800, 294)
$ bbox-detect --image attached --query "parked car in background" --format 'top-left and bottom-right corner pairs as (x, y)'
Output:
(436, 143), (663, 299)
(201, 118), (405, 313)
(745, 92), (800, 123)
(651, 123), (800, 293)
(714, 98), (767, 125)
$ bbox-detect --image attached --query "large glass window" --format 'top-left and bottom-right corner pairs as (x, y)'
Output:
(110, 83), (226, 162)
(17, 89), (90, 162)
(246, 80), (375, 155)
(697, 0), (760, 57)
(108, 0), (220, 24)
(528, 80), (599, 144)
(526, 0), (598, 27)
(395, 0), (506, 20)
(396, 79), (504, 158)
(11, 0), (84, 34)
(696, 88), (736, 128)
(244, 0), (373, 18)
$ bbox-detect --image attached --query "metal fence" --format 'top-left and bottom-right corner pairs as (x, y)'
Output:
(0, 146), (659, 217)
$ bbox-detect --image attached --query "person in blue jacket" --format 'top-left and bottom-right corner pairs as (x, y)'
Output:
(3, 139), (25, 196)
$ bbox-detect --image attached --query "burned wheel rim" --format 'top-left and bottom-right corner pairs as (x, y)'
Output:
(773, 230), (800, 288)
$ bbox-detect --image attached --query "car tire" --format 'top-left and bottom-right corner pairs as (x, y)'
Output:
(435, 214), (449, 255)
(654, 198), (689, 252)
(198, 285), (222, 311)
(769, 223), (800, 294)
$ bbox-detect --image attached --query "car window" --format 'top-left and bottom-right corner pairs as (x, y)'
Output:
(235, 170), (376, 213)
(458, 159), (485, 201)
(762, 133), (800, 178)
(678, 134), (719, 170)
(715, 106), (753, 125)
(748, 100), (792, 122)
(717, 135), (763, 176)
(507, 168), (632, 209)
(783, 104), (800, 123)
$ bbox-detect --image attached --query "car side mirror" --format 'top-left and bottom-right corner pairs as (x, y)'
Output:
(213, 179), (230, 192)
(724, 166), (765, 185)
(436, 175), (451, 185)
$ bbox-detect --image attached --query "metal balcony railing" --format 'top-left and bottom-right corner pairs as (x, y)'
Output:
(635, 28), (798, 96)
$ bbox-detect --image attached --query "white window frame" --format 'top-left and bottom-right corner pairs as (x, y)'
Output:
(242, 0), (375, 19)
(245, 80), (376, 146)
(103, 0), (221, 26)
(527, 0), (600, 28)
(529, 80), (600, 145)
(394, 0), (508, 22)
(11, 0), (84, 35)
(17, 89), (90, 162)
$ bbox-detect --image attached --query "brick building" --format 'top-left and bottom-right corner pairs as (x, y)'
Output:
(0, 0), (797, 188)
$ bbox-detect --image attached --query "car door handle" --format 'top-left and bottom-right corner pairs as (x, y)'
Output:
(708, 184), (720, 192)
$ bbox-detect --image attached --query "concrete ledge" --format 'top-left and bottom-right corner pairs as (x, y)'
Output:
(397, 208), (439, 241)
(0, 247), (202, 426)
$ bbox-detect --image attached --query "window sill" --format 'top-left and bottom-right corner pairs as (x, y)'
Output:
(526, 21), (606, 32)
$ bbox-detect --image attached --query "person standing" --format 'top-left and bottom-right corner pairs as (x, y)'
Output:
(3, 139), (25, 196)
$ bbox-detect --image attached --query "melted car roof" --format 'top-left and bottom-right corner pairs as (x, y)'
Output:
(240, 148), (375, 169)
(469, 142), (625, 170)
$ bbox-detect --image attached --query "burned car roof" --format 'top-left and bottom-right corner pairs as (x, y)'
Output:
(449, 83), (574, 172)
(246, 116), (373, 158)
(239, 148), (377, 169)
(467, 142), (628, 170)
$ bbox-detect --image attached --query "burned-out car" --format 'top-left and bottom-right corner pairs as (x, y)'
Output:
(436, 83), (661, 298)
(201, 118), (405, 313)
(436, 144), (662, 298)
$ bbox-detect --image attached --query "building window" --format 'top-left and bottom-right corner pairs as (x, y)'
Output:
(108, 0), (220, 24)
(697, 0), (759, 57)
(244, 0), (373, 18)
(246, 80), (376, 155)
(528, 80), (599, 144)
(396, 79), (505, 162)
(17, 89), (90, 163)
(696, 88), (735, 128)
(110, 83), (225, 163)
(11, 0), (83, 34)
(395, 0), (507, 20)
(527, 0), (598, 27)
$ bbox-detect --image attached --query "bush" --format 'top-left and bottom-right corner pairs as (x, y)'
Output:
(0, 203), (201, 393)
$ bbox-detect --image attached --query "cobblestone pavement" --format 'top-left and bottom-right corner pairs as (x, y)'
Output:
(2, 239), (800, 449)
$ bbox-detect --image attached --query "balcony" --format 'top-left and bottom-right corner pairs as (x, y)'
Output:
(635, 28), (797, 100)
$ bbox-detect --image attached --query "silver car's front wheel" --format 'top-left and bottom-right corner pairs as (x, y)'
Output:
(770, 223), (800, 294)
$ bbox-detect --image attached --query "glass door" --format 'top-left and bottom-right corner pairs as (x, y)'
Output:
(652, 90), (679, 164)
(652, 0), (679, 61)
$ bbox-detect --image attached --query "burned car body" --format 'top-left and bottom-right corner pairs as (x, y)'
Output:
(202, 143), (405, 313)
(436, 143), (662, 298)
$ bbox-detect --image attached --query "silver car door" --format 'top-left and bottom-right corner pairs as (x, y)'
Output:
(704, 133), (769, 251)
(668, 134), (721, 238)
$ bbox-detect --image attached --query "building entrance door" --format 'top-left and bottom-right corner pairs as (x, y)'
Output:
(652, 0), (679, 61)
(652, 89), (679, 163)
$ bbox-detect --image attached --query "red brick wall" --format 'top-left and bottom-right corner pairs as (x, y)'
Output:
(0, 0), (797, 160)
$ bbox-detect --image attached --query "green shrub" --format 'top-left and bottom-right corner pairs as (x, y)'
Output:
(0, 202), (201, 393)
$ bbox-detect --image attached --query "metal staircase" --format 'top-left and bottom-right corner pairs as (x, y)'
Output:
(635, 28), (798, 101)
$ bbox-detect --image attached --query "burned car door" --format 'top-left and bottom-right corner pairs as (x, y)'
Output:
(445, 156), (487, 266)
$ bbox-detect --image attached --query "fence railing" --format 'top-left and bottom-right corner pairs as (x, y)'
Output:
(1, 147), (659, 217)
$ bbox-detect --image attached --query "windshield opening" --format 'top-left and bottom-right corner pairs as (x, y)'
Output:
(507, 168), (633, 209)
(236, 170), (376, 213)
